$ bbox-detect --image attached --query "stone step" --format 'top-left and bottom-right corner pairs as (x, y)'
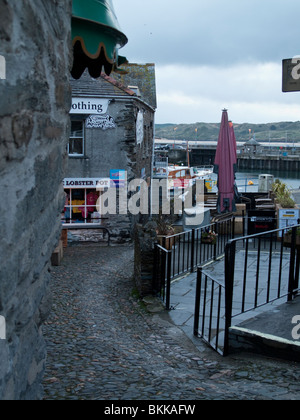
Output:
(229, 296), (300, 362)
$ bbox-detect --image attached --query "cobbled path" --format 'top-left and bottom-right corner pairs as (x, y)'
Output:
(43, 245), (300, 400)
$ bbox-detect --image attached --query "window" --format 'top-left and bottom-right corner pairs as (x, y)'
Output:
(69, 120), (84, 156)
(62, 189), (101, 226)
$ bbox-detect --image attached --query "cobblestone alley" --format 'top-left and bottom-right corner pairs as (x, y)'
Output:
(43, 245), (300, 400)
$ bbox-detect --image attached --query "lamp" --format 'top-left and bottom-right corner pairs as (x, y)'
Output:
(71, 0), (128, 79)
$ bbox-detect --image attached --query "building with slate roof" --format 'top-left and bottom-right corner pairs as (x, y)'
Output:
(63, 66), (157, 243)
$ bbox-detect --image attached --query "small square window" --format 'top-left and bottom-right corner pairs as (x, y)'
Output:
(62, 188), (101, 226)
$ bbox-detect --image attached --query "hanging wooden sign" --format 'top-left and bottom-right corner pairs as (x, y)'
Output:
(282, 58), (300, 92)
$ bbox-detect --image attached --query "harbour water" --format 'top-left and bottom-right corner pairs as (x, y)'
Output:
(236, 169), (300, 192)
(208, 169), (300, 193)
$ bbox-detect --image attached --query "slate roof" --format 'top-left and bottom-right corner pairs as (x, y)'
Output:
(71, 64), (157, 110)
(71, 70), (136, 98)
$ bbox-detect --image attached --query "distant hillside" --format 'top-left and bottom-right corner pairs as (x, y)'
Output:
(155, 122), (300, 143)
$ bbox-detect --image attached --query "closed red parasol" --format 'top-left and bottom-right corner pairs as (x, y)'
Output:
(214, 110), (238, 213)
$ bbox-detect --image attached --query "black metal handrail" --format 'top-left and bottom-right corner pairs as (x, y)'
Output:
(153, 216), (236, 309)
(225, 223), (300, 321)
(194, 223), (300, 356)
(153, 244), (172, 310)
(194, 268), (226, 356)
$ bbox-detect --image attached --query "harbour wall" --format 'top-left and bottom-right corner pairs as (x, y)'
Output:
(167, 149), (300, 172)
(237, 156), (300, 172)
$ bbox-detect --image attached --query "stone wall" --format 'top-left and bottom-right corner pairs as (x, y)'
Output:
(0, 0), (72, 399)
(134, 222), (157, 297)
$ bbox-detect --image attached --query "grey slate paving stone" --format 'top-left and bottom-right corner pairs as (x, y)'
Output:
(43, 244), (300, 400)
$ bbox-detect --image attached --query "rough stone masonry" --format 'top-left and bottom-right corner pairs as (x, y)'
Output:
(0, 0), (72, 399)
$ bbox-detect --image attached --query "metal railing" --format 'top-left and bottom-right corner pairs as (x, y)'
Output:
(226, 224), (300, 316)
(194, 223), (300, 356)
(153, 216), (235, 309)
(194, 269), (226, 355)
(153, 245), (172, 310)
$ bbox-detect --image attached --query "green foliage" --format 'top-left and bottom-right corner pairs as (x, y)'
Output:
(279, 196), (297, 209)
(272, 180), (296, 209)
(154, 214), (175, 236)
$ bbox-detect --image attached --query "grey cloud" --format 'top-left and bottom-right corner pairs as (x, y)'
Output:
(115, 0), (300, 66)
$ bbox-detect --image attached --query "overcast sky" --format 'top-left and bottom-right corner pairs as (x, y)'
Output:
(114, 0), (300, 124)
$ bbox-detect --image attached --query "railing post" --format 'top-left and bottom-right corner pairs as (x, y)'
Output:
(295, 250), (300, 294)
(213, 222), (218, 261)
(296, 221), (300, 293)
(232, 216), (235, 239)
(224, 240), (236, 356)
(152, 243), (158, 293)
(213, 238), (217, 261)
(161, 249), (167, 302)
(191, 228), (195, 271)
(194, 267), (202, 337)
(288, 225), (297, 302)
(166, 250), (172, 311)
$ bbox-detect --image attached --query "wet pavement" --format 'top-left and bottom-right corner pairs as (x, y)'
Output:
(43, 244), (300, 400)
(169, 249), (293, 339)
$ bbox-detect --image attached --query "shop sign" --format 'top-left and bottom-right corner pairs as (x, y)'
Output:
(248, 210), (277, 236)
(110, 170), (127, 188)
(85, 114), (116, 130)
(282, 58), (300, 92)
(70, 97), (110, 115)
(63, 178), (110, 189)
(278, 208), (300, 237)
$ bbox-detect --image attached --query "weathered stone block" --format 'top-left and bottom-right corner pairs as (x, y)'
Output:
(134, 221), (157, 297)
(0, 0), (72, 400)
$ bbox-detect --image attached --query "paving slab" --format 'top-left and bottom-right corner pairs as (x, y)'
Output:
(169, 249), (300, 360)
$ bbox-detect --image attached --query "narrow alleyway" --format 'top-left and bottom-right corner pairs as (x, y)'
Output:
(43, 245), (300, 400)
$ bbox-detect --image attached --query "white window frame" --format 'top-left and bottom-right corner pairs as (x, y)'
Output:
(69, 120), (85, 157)
(62, 188), (102, 227)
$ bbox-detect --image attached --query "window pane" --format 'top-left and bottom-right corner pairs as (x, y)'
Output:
(62, 188), (101, 225)
(71, 121), (83, 137)
(69, 121), (84, 155)
(69, 138), (83, 155)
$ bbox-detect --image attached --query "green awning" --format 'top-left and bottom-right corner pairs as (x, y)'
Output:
(71, 0), (128, 79)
